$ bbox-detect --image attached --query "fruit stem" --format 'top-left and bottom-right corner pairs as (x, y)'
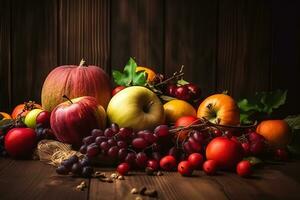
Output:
(62, 95), (73, 104)
(79, 59), (86, 67)
(154, 65), (185, 87)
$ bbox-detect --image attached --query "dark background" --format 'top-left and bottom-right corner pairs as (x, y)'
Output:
(0, 0), (299, 116)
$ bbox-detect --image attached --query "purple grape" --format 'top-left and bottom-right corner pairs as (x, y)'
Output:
(183, 142), (194, 154)
(104, 128), (115, 137)
(95, 136), (108, 145)
(118, 148), (127, 161)
(71, 163), (83, 175)
(83, 136), (95, 145)
(108, 138), (117, 146)
(80, 157), (90, 167)
(61, 159), (73, 169)
(91, 129), (104, 137)
(154, 125), (169, 137)
(117, 140), (127, 148)
(135, 152), (148, 168)
(192, 131), (205, 144)
(100, 141), (110, 151)
(56, 165), (69, 175)
(87, 144), (100, 157)
(118, 127), (133, 140)
(82, 166), (94, 178)
(132, 138), (147, 149)
(250, 141), (265, 155)
(188, 137), (202, 152)
(111, 123), (119, 133)
(125, 152), (136, 165)
(108, 146), (119, 158)
(68, 155), (79, 164)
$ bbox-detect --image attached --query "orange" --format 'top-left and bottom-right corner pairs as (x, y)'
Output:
(163, 100), (197, 123)
(256, 120), (292, 148)
(0, 112), (12, 119)
(136, 66), (156, 82)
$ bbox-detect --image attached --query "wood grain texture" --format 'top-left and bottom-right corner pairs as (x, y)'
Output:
(58, 0), (110, 71)
(164, 0), (218, 97)
(0, 0), (11, 112)
(111, 0), (164, 74)
(217, 0), (272, 98)
(271, 0), (300, 116)
(11, 0), (58, 107)
(0, 159), (88, 200)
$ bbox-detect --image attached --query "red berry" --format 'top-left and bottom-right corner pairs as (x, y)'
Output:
(248, 132), (265, 143)
(154, 125), (169, 137)
(186, 83), (201, 99)
(147, 159), (159, 171)
(188, 153), (204, 169)
(275, 148), (289, 161)
(203, 160), (218, 175)
(160, 155), (177, 171)
(117, 162), (130, 175)
(178, 161), (193, 176)
(236, 160), (252, 177)
(250, 141), (265, 155)
(166, 84), (177, 97)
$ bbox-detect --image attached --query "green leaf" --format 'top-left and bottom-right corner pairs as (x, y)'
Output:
(284, 115), (300, 130)
(112, 57), (147, 86)
(237, 90), (287, 124)
(177, 79), (189, 86)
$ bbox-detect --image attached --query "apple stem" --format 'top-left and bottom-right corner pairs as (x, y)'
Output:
(63, 95), (73, 104)
(79, 59), (86, 67)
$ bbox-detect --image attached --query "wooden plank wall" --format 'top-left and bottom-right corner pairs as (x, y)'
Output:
(0, 0), (299, 116)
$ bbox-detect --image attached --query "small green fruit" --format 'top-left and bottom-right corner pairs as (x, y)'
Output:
(24, 109), (43, 128)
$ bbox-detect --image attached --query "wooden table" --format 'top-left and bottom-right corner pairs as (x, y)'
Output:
(1, 158), (300, 200)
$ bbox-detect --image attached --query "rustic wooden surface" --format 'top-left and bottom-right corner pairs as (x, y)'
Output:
(0, 0), (300, 115)
(1, 158), (300, 200)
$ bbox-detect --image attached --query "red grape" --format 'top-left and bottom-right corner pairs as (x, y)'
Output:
(250, 141), (265, 155)
(111, 123), (119, 133)
(154, 125), (169, 137)
(125, 153), (136, 165)
(166, 84), (177, 97)
(192, 131), (205, 144)
(87, 144), (100, 158)
(160, 155), (177, 171)
(188, 137), (202, 152)
(118, 128), (133, 140)
(117, 162), (130, 175)
(104, 128), (115, 137)
(91, 129), (104, 137)
(248, 132), (265, 143)
(108, 138), (117, 146)
(118, 148), (127, 160)
(213, 129), (222, 137)
(188, 153), (204, 169)
(108, 146), (119, 158)
(132, 138), (147, 149)
(136, 152), (148, 168)
(117, 140), (127, 148)
(241, 142), (251, 156)
(183, 142), (194, 154)
(100, 141), (110, 151)
(79, 145), (87, 154)
(143, 131), (158, 144)
(83, 136), (95, 145)
(95, 136), (107, 145)
(186, 83), (201, 99)
(147, 159), (159, 171)
(175, 85), (191, 100)
(152, 152), (162, 161)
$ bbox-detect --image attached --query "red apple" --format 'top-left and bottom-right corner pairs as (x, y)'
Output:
(36, 111), (51, 128)
(4, 128), (36, 157)
(112, 86), (126, 96)
(50, 96), (106, 146)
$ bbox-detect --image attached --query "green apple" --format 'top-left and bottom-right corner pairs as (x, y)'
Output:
(107, 86), (165, 130)
(24, 109), (43, 128)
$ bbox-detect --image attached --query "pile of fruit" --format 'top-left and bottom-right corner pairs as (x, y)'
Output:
(0, 58), (298, 179)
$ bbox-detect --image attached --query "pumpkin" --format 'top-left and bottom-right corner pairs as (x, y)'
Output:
(197, 94), (240, 125)
(41, 60), (111, 111)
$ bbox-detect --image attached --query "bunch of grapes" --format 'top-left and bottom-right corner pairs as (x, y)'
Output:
(241, 131), (266, 156)
(56, 155), (94, 178)
(35, 124), (55, 141)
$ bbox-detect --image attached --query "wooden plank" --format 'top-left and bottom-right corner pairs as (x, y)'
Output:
(0, 159), (88, 200)
(217, 0), (272, 98)
(111, 0), (164, 74)
(164, 0), (217, 96)
(89, 170), (228, 200)
(58, 0), (110, 71)
(11, 0), (58, 107)
(270, 0), (300, 116)
(0, 0), (11, 112)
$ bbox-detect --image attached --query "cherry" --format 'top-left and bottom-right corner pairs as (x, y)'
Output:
(160, 155), (177, 171)
(186, 83), (201, 99)
(188, 153), (204, 169)
(175, 85), (191, 100)
(166, 84), (177, 97)
(236, 160), (252, 177)
(213, 129), (222, 137)
(203, 160), (218, 175)
(117, 162), (130, 175)
(178, 161), (193, 176)
(147, 159), (159, 171)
